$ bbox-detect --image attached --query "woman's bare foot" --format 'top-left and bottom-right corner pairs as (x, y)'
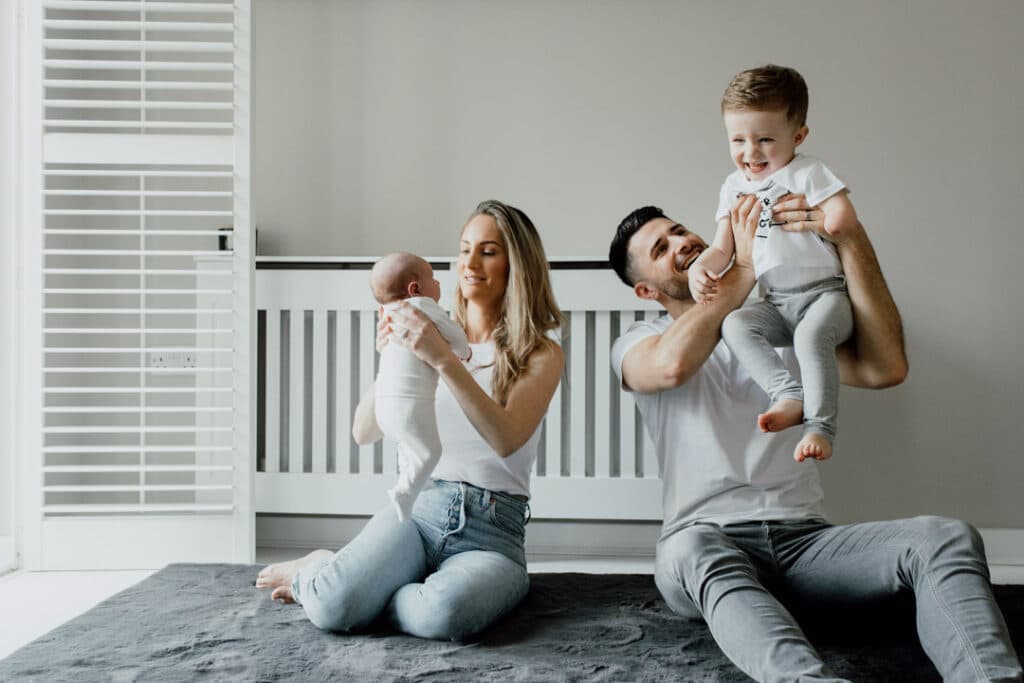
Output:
(757, 399), (803, 433)
(271, 585), (296, 604)
(255, 549), (333, 591)
(794, 432), (832, 462)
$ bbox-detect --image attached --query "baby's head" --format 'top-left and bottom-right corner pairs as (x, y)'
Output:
(721, 64), (810, 182)
(370, 252), (442, 304)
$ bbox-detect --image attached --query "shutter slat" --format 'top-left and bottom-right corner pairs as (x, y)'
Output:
(45, 1), (233, 12)
(44, 21), (234, 32)
(45, 80), (233, 91)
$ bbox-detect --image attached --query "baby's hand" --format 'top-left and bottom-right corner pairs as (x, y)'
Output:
(688, 263), (720, 303)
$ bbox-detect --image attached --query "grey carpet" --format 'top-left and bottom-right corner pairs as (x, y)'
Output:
(1, 564), (1021, 682)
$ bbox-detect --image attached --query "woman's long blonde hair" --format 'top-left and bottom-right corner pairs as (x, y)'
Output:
(453, 200), (563, 406)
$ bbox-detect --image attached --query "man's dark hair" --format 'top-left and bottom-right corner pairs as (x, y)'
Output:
(609, 205), (666, 287)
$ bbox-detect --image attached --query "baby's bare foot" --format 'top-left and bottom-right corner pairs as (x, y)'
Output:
(794, 433), (832, 462)
(758, 399), (803, 433)
(255, 549), (333, 591)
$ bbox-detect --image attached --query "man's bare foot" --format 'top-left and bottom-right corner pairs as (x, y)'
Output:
(271, 585), (295, 604)
(794, 432), (832, 462)
(255, 549), (333, 591)
(758, 399), (803, 433)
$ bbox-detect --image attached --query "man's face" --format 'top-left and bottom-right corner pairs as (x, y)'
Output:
(627, 217), (707, 302)
(723, 108), (808, 182)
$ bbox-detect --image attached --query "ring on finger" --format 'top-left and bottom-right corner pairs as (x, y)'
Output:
(806, 210), (813, 222)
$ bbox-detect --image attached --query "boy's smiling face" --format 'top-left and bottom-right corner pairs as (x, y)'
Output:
(724, 108), (808, 182)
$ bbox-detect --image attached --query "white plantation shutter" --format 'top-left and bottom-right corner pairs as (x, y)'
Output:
(28, 0), (253, 569)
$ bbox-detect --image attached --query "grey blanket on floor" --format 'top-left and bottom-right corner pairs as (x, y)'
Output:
(2, 564), (1021, 682)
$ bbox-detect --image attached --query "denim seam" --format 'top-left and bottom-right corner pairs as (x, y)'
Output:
(915, 547), (987, 682)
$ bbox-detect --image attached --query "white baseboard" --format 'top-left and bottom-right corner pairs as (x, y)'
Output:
(256, 517), (1024, 580)
(978, 529), (1024, 567)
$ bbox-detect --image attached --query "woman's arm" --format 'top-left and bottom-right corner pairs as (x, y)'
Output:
(436, 342), (564, 457)
(385, 303), (565, 457)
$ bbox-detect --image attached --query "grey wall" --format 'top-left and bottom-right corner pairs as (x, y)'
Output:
(253, 0), (1024, 528)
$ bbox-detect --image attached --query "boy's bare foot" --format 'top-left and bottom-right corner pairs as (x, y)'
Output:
(255, 549), (333, 591)
(271, 585), (296, 604)
(794, 432), (832, 462)
(757, 399), (803, 433)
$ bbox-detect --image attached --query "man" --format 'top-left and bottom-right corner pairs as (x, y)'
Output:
(608, 195), (1021, 682)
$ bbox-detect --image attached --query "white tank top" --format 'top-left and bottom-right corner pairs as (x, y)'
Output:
(430, 342), (543, 498)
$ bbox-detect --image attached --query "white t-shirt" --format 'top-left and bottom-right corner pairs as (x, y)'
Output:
(611, 314), (827, 538)
(716, 154), (846, 288)
(377, 297), (471, 400)
(430, 341), (543, 498)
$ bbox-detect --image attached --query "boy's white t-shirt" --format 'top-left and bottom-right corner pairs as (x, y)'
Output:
(716, 154), (847, 288)
(377, 297), (470, 400)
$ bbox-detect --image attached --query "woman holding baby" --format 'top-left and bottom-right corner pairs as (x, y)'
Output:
(256, 199), (563, 641)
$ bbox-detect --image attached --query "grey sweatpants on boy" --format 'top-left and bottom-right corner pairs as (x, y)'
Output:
(721, 276), (852, 442)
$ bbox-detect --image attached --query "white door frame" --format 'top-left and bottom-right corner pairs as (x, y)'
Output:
(15, 0), (43, 571)
(0, 0), (21, 573)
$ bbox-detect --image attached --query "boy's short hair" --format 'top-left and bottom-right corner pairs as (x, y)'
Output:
(721, 64), (809, 127)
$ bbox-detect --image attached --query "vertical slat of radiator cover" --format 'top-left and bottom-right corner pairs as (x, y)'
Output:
(358, 310), (376, 474)
(545, 324), (563, 477)
(335, 310), (353, 474)
(569, 312), (587, 478)
(264, 310), (280, 474)
(311, 308), (327, 474)
(289, 309), (305, 474)
(642, 309), (661, 477)
(594, 311), (611, 478)
(617, 310), (637, 478)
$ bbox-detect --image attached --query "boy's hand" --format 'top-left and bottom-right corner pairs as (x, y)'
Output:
(688, 262), (720, 303)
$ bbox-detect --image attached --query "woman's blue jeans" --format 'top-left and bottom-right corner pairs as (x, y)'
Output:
(291, 479), (530, 641)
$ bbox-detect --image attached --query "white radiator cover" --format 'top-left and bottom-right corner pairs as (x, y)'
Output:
(255, 260), (666, 521)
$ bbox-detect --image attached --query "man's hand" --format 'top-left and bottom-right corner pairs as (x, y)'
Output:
(688, 262), (720, 303)
(730, 193), (761, 272)
(772, 193), (859, 247)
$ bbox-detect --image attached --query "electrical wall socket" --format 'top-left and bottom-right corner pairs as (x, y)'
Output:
(148, 351), (197, 368)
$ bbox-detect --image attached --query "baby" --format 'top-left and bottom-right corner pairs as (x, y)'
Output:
(688, 64), (857, 463)
(370, 252), (470, 522)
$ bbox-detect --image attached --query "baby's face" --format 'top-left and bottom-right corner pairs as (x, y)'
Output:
(723, 109), (807, 182)
(419, 266), (442, 302)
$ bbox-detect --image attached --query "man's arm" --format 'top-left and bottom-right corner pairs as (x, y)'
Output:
(621, 196), (760, 393)
(833, 224), (908, 388)
(773, 195), (908, 388)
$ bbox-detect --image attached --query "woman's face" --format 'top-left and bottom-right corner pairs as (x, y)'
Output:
(458, 214), (509, 308)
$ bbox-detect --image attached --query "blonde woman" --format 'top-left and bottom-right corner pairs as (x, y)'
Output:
(256, 200), (563, 641)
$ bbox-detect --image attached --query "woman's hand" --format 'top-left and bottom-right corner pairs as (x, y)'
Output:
(375, 306), (390, 353)
(384, 302), (458, 370)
